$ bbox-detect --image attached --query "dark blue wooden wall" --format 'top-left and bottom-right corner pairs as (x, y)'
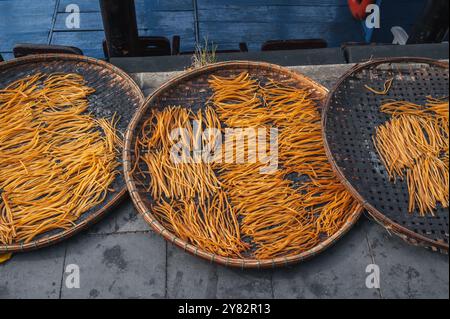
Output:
(371, 0), (425, 43)
(197, 0), (363, 50)
(0, 0), (428, 61)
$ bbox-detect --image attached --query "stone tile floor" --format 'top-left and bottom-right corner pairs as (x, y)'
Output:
(1, 200), (447, 299)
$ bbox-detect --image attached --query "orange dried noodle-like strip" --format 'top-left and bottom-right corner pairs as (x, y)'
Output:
(426, 97), (449, 120)
(373, 115), (444, 179)
(152, 192), (249, 258)
(212, 75), (360, 259)
(137, 107), (221, 202)
(374, 98), (449, 215)
(208, 71), (270, 127)
(135, 106), (247, 258)
(365, 77), (394, 95)
(137, 73), (361, 260)
(0, 73), (121, 245)
(407, 155), (449, 215)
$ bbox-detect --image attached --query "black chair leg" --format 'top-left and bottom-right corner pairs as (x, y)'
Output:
(239, 42), (249, 52)
(172, 36), (181, 55)
(102, 40), (110, 60)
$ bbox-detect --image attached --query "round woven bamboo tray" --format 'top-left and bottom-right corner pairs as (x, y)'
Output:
(322, 57), (449, 253)
(124, 61), (363, 268)
(0, 54), (144, 253)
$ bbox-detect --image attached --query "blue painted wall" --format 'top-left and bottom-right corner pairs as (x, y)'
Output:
(0, 0), (430, 60)
(361, 0), (427, 44)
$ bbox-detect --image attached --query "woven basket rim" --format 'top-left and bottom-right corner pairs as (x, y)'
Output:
(123, 60), (364, 268)
(322, 57), (449, 253)
(0, 53), (145, 253)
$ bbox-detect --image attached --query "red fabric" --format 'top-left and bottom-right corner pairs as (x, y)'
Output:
(348, 0), (375, 20)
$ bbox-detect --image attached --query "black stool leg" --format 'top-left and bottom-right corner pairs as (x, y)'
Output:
(100, 0), (140, 57)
